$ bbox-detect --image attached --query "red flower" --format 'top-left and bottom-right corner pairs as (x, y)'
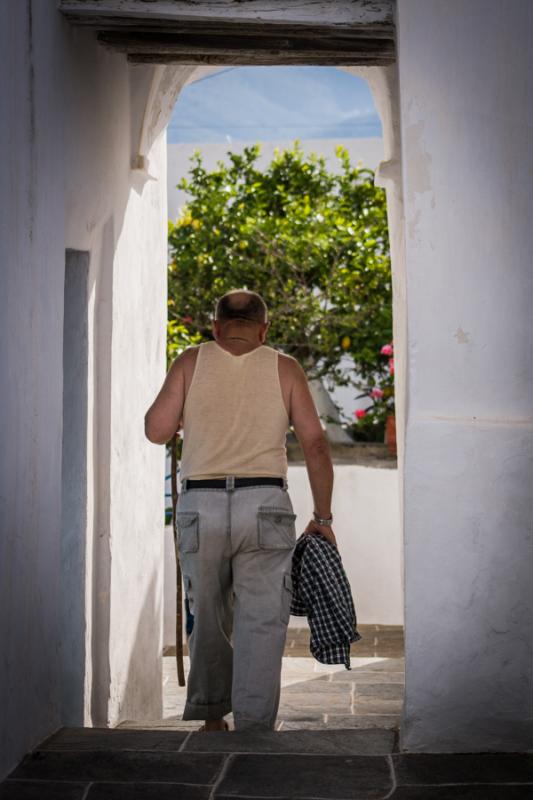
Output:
(380, 343), (393, 356)
(388, 357), (394, 375)
(354, 408), (367, 419)
(182, 315), (193, 325)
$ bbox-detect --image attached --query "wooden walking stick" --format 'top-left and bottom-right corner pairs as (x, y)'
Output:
(170, 431), (186, 686)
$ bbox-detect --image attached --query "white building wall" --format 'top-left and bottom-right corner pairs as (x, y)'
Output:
(0, 1), (168, 778)
(288, 465), (402, 626)
(397, 0), (533, 752)
(0, 0), (66, 778)
(63, 26), (169, 731)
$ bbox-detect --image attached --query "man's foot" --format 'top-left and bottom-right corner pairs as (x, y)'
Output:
(198, 719), (229, 732)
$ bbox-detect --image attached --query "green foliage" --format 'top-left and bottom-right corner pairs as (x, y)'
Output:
(167, 141), (392, 397)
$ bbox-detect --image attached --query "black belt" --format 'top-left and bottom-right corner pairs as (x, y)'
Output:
(182, 477), (284, 490)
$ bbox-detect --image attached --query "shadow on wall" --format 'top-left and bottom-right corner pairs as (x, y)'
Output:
(119, 570), (163, 724)
(61, 249), (90, 726)
(90, 216), (115, 726)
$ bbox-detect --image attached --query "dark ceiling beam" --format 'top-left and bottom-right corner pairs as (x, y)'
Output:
(96, 30), (395, 66)
(59, 1), (395, 29)
(59, 0), (396, 65)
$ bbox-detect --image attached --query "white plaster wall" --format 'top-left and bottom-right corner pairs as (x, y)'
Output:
(63, 32), (168, 728)
(396, 0), (533, 752)
(0, 0), (66, 779)
(106, 131), (167, 726)
(163, 464), (402, 648)
(287, 465), (402, 627)
(0, 0), (169, 777)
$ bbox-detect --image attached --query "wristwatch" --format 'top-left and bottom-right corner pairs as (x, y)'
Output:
(313, 511), (333, 526)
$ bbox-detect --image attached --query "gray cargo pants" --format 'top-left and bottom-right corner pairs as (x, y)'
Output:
(175, 476), (296, 730)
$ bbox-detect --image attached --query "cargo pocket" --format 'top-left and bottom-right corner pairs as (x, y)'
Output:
(281, 572), (293, 624)
(175, 511), (199, 553)
(257, 507), (297, 550)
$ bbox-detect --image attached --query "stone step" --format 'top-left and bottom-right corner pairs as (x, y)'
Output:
(2, 727), (533, 800)
(37, 725), (398, 755)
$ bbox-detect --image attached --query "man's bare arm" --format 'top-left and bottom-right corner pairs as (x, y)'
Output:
(285, 357), (336, 546)
(144, 351), (190, 444)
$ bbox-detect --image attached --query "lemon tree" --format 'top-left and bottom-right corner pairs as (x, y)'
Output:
(168, 141), (392, 397)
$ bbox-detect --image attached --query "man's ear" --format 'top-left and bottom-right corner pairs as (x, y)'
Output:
(260, 320), (270, 343)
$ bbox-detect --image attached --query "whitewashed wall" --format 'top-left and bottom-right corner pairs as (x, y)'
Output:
(0, 1), (168, 778)
(64, 33), (168, 734)
(1, 1), (66, 779)
(163, 464), (402, 648)
(287, 465), (402, 626)
(397, 0), (533, 753)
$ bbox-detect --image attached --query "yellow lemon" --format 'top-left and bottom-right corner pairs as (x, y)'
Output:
(341, 335), (351, 350)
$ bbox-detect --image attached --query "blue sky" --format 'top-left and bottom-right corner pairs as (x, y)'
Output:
(168, 66), (382, 143)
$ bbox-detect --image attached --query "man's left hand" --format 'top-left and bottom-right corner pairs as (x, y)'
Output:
(304, 519), (338, 549)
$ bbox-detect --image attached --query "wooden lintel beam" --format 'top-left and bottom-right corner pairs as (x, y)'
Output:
(61, 1), (396, 65)
(127, 52), (395, 66)
(59, 1), (395, 31)
(79, 18), (395, 39)
(97, 31), (395, 58)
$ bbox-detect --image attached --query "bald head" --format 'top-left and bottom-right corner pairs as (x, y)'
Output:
(215, 290), (268, 325)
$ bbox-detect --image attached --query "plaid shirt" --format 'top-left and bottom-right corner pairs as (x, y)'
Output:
(290, 532), (363, 669)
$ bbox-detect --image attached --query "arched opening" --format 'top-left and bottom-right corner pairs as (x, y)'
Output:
(131, 61), (407, 733)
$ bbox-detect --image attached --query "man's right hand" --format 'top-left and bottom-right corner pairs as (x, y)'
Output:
(304, 518), (338, 549)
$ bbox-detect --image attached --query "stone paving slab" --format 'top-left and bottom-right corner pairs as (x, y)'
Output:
(183, 728), (396, 755)
(331, 671), (405, 683)
(86, 782), (212, 799)
(280, 694), (353, 711)
(388, 787), (533, 799)
(0, 782), (212, 800)
(38, 727), (189, 751)
(355, 658), (405, 672)
(8, 750), (224, 784)
(356, 684), (404, 700)
(392, 752), (533, 785)
(282, 680), (352, 694)
(215, 752), (392, 799)
(0, 782), (87, 800)
(281, 715), (400, 731)
(119, 718), (203, 731)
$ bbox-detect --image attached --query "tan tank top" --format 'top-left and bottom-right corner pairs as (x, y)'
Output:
(180, 340), (290, 480)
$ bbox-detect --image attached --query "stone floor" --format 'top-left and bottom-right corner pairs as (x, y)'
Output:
(3, 726), (533, 799)
(3, 626), (532, 798)
(153, 625), (405, 732)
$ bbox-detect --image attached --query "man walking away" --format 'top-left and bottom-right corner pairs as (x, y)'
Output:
(145, 289), (336, 732)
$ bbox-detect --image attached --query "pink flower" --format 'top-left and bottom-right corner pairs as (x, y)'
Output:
(371, 387), (384, 399)
(380, 343), (393, 356)
(354, 408), (367, 419)
(388, 357), (394, 375)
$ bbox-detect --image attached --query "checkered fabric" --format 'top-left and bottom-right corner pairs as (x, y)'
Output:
(290, 532), (363, 669)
